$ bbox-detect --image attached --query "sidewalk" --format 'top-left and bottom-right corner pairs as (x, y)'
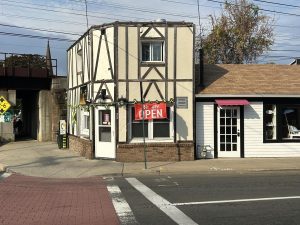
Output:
(1, 140), (300, 178)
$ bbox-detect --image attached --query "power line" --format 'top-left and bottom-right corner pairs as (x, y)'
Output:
(1, 12), (87, 26)
(253, 0), (300, 9)
(0, 23), (81, 36)
(0, 31), (75, 42)
(207, 0), (300, 18)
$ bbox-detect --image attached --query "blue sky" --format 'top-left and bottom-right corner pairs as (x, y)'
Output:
(1, 0), (300, 75)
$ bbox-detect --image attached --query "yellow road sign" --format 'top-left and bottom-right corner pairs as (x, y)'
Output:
(0, 96), (11, 115)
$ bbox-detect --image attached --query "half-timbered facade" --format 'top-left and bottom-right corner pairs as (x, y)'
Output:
(67, 21), (195, 161)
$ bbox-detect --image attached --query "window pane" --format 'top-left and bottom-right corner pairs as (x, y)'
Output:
(232, 144), (237, 151)
(99, 110), (111, 125)
(232, 126), (237, 134)
(226, 127), (231, 134)
(220, 144), (225, 151)
(99, 127), (111, 142)
(220, 135), (225, 142)
(226, 135), (231, 142)
(232, 135), (237, 143)
(232, 118), (237, 126)
(132, 123), (148, 138)
(220, 126), (225, 134)
(226, 144), (231, 151)
(152, 43), (162, 61)
(153, 123), (170, 137)
(220, 109), (225, 117)
(85, 115), (90, 129)
(226, 109), (231, 117)
(226, 118), (231, 125)
(142, 43), (150, 61)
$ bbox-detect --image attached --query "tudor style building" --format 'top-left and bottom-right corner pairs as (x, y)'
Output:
(67, 21), (195, 161)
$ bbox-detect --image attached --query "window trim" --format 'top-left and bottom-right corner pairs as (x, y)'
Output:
(128, 106), (174, 142)
(141, 40), (164, 63)
(80, 109), (90, 137)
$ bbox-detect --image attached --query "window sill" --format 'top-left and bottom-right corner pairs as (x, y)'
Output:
(130, 138), (173, 143)
(140, 62), (165, 67)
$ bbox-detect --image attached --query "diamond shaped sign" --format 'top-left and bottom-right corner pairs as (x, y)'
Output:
(0, 96), (11, 115)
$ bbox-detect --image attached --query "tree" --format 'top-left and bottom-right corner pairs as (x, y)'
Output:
(1, 54), (46, 68)
(202, 0), (274, 64)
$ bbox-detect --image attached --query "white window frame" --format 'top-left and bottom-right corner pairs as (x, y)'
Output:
(129, 106), (174, 143)
(141, 41), (164, 62)
(80, 109), (90, 137)
(76, 43), (83, 75)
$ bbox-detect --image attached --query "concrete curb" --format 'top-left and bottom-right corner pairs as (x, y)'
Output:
(0, 163), (7, 172)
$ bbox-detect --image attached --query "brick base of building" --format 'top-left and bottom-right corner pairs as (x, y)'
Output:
(116, 142), (194, 162)
(68, 135), (94, 159)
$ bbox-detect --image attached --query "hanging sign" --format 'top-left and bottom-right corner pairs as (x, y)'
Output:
(134, 102), (167, 120)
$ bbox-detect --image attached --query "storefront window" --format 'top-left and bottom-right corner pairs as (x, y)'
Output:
(130, 106), (172, 140)
(264, 103), (300, 141)
(282, 106), (300, 139)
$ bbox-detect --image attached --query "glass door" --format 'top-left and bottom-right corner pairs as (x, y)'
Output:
(95, 106), (115, 158)
(218, 107), (240, 157)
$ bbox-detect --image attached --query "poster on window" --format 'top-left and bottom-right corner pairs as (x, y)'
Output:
(102, 112), (111, 125)
(134, 102), (167, 120)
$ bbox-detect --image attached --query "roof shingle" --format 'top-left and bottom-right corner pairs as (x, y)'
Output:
(198, 64), (300, 95)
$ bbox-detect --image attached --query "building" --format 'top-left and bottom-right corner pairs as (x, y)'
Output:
(196, 64), (300, 158)
(0, 43), (67, 143)
(67, 21), (195, 161)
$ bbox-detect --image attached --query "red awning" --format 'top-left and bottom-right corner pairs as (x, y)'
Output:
(215, 99), (249, 106)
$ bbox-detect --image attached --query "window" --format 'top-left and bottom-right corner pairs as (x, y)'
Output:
(264, 103), (300, 142)
(141, 41), (163, 62)
(130, 106), (173, 141)
(76, 44), (83, 74)
(98, 110), (111, 142)
(80, 109), (90, 137)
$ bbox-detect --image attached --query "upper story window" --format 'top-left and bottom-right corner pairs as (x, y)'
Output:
(141, 41), (164, 62)
(76, 43), (83, 74)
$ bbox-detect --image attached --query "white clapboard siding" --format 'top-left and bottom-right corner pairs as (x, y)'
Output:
(196, 102), (215, 158)
(244, 102), (300, 157)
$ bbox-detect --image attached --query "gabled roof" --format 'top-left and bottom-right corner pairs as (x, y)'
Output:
(197, 64), (300, 96)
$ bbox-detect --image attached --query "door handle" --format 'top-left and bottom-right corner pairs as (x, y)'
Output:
(237, 130), (240, 137)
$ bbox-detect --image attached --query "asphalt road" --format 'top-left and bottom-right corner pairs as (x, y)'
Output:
(109, 171), (300, 225)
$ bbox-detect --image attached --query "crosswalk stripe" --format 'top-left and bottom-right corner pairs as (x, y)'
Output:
(173, 196), (300, 206)
(126, 178), (198, 225)
(107, 184), (139, 225)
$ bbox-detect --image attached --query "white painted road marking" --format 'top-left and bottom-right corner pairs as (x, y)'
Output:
(126, 178), (198, 225)
(173, 196), (300, 206)
(107, 184), (139, 225)
(0, 173), (11, 180)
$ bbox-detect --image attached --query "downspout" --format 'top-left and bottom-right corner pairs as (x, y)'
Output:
(90, 28), (96, 159)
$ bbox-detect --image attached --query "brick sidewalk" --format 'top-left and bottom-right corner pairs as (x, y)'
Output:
(0, 174), (120, 225)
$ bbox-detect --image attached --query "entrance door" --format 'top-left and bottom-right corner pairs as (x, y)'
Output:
(95, 106), (115, 158)
(218, 107), (240, 157)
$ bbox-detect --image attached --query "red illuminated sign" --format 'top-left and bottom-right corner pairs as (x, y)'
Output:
(134, 103), (167, 120)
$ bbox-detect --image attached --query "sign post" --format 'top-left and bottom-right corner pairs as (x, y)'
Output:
(139, 82), (147, 169)
(135, 84), (167, 169)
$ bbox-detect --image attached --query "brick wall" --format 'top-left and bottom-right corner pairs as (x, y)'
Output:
(68, 135), (93, 159)
(116, 142), (194, 162)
